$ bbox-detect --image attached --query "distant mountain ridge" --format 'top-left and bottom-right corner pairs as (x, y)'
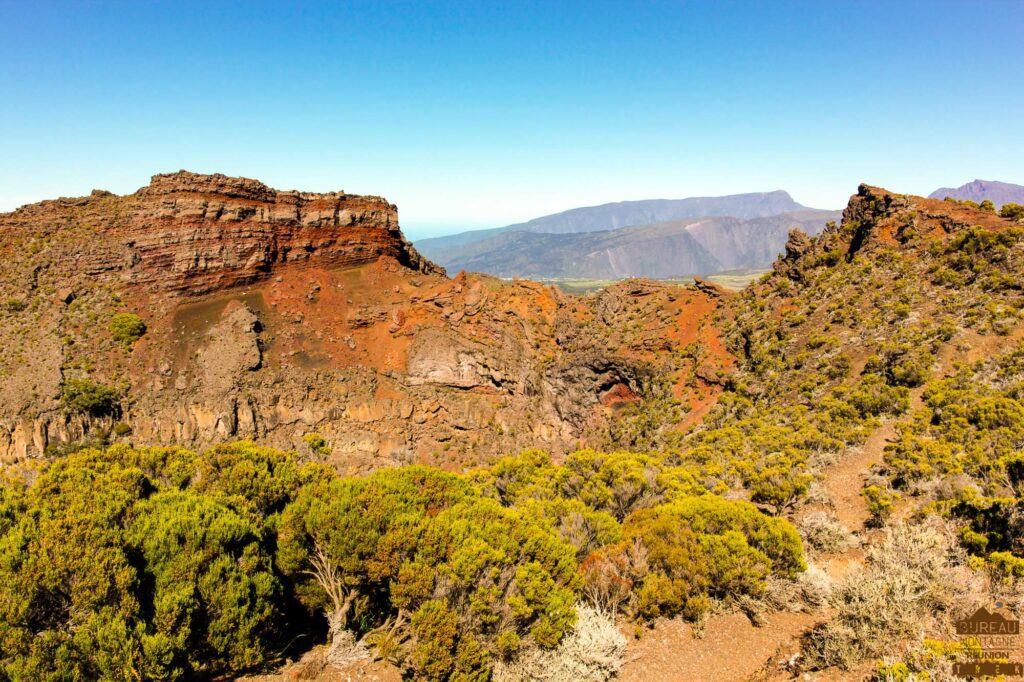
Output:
(416, 190), (837, 279)
(491, 190), (808, 234)
(416, 190), (813, 255)
(437, 209), (840, 279)
(928, 179), (1024, 208)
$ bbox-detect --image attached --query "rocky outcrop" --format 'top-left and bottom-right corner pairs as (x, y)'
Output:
(3, 170), (443, 297)
(406, 328), (525, 390)
(771, 184), (1019, 284)
(197, 304), (263, 394)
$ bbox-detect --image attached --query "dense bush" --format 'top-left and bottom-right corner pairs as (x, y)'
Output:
(60, 378), (122, 416)
(277, 467), (470, 635)
(0, 445), (288, 680)
(109, 312), (147, 347)
(842, 374), (909, 417)
(581, 495), (804, 620)
(556, 449), (671, 521)
(265, 460), (580, 677)
(878, 343), (1024, 575)
(862, 484), (899, 525)
(1001, 203), (1024, 221)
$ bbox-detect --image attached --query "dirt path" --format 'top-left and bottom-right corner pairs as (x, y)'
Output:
(619, 611), (819, 682)
(821, 420), (898, 532)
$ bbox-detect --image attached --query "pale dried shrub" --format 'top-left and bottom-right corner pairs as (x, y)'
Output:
(795, 563), (833, 609)
(325, 629), (370, 667)
(737, 562), (832, 625)
(801, 480), (834, 506)
(804, 520), (959, 670)
(492, 603), (627, 682)
(798, 511), (853, 554)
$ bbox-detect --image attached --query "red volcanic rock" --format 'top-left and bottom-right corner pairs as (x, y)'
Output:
(3, 170), (442, 297)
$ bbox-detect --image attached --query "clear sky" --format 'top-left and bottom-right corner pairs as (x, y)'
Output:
(1, 1), (1022, 240)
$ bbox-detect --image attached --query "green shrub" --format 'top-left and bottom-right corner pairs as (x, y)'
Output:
(557, 449), (670, 521)
(747, 455), (813, 514)
(516, 497), (622, 562)
(988, 551), (1024, 582)
(0, 444), (301, 680)
(862, 485), (899, 525)
(845, 374), (909, 417)
(415, 498), (579, 649)
(4, 298), (26, 313)
(126, 489), (281, 675)
(109, 312), (146, 347)
(589, 495), (804, 620)
(278, 466), (578, 665)
(477, 448), (558, 505)
(1000, 203), (1024, 221)
(410, 600), (489, 682)
(196, 441), (315, 518)
(302, 432), (332, 456)
(60, 378), (121, 416)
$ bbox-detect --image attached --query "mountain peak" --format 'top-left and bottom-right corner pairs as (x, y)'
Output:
(928, 179), (1024, 208)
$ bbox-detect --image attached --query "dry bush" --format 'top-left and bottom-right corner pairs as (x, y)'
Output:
(325, 629), (370, 667)
(580, 538), (648, 613)
(801, 480), (834, 506)
(492, 603), (627, 682)
(794, 563), (833, 609)
(803, 521), (961, 670)
(737, 563), (832, 625)
(798, 511), (853, 554)
(988, 572), (1024, 621)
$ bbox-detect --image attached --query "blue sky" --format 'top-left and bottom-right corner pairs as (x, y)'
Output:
(1, 1), (1022, 239)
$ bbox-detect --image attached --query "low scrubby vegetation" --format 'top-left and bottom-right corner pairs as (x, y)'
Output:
(60, 377), (122, 416)
(876, 340), (1024, 576)
(0, 441), (804, 680)
(804, 522), (970, 670)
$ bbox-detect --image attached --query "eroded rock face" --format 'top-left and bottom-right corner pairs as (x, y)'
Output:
(197, 304), (263, 394)
(0, 172), (731, 470)
(3, 170), (441, 297)
(406, 328), (525, 391)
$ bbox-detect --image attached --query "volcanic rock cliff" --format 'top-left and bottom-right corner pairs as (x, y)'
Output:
(0, 172), (731, 467)
(4, 171), (440, 296)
